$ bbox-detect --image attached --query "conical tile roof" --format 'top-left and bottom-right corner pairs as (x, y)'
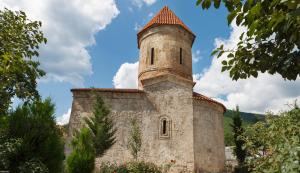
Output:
(137, 6), (195, 47)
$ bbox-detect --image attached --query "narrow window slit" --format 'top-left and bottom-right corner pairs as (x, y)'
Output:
(151, 48), (154, 65)
(162, 119), (167, 135)
(180, 48), (183, 64)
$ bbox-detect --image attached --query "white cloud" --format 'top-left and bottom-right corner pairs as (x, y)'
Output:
(143, 0), (157, 5)
(113, 62), (138, 88)
(148, 12), (154, 18)
(134, 12), (154, 32)
(134, 23), (142, 31)
(131, 0), (157, 8)
(194, 23), (300, 113)
(192, 50), (202, 63)
(1, 0), (119, 86)
(56, 108), (71, 125)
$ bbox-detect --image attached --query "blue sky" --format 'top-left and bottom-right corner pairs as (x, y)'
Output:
(2, 0), (300, 124)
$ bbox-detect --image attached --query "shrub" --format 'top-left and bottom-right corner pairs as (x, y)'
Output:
(127, 161), (162, 173)
(18, 159), (49, 173)
(243, 106), (300, 173)
(0, 137), (22, 170)
(1, 98), (65, 173)
(128, 118), (142, 160)
(98, 161), (164, 173)
(99, 163), (128, 173)
(67, 127), (95, 173)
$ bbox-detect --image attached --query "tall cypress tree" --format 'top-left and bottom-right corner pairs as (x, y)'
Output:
(231, 106), (247, 169)
(84, 96), (116, 157)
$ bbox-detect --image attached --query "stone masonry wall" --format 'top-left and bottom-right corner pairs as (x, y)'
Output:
(138, 25), (194, 89)
(68, 90), (152, 164)
(143, 80), (195, 173)
(68, 80), (195, 173)
(193, 100), (225, 173)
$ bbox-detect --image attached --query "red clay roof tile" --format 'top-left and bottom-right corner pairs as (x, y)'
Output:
(193, 92), (226, 112)
(137, 6), (195, 47)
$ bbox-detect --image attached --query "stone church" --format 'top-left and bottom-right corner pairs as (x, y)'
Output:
(69, 6), (226, 173)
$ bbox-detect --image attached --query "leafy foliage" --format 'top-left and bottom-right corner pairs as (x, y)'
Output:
(196, 0), (300, 80)
(127, 162), (163, 173)
(0, 137), (22, 170)
(84, 96), (116, 157)
(67, 127), (95, 173)
(223, 109), (264, 146)
(0, 9), (52, 172)
(0, 8), (47, 114)
(99, 161), (166, 173)
(99, 163), (129, 173)
(242, 106), (300, 173)
(128, 118), (142, 160)
(0, 98), (65, 173)
(18, 159), (49, 173)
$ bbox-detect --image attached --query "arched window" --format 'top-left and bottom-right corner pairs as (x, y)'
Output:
(159, 116), (171, 139)
(150, 48), (154, 65)
(179, 48), (183, 64)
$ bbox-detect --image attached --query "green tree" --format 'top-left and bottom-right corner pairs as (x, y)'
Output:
(128, 118), (142, 160)
(18, 159), (49, 173)
(0, 137), (22, 170)
(196, 0), (300, 80)
(0, 98), (65, 173)
(84, 96), (116, 157)
(0, 8), (47, 114)
(67, 127), (95, 173)
(230, 106), (247, 172)
(242, 106), (300, 173)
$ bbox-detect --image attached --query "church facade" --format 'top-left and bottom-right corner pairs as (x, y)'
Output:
(68, 6), (226, 173)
